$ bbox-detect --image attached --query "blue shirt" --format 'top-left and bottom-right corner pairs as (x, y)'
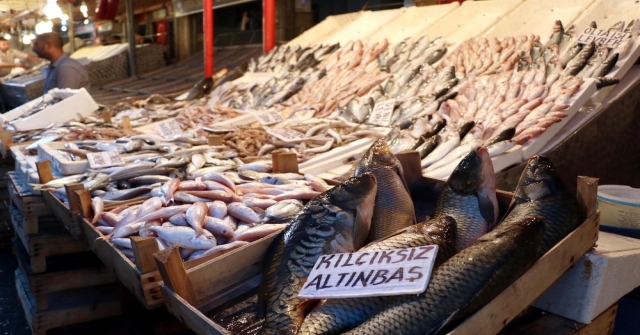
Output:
(43, 54), (90, 93)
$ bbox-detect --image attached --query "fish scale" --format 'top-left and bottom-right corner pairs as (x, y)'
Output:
(299, 215), (457, 335)
(258, 174), (377, 335)
(344, 217), (544, 335)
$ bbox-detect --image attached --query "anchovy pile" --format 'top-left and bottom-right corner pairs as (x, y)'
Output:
(248, 43), (340, 73)
(89, 171), (329, 263)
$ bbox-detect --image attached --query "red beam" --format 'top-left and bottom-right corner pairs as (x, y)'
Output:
(263, 0), (275, 53)
(204, 0), (214, 77)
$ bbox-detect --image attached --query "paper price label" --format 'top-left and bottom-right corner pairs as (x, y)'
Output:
(267, 128), (306, 143)
(298, 245), (438, 299)
(255, 110), (285, 126)
(157, 119), (184, 137)
(87, 151), (125, 169)
(576, 27), (631, 48)
(367, 99), (396, 126)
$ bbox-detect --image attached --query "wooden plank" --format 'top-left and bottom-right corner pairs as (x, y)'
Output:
(65, 183), (85, 212)
(35, 160), (54, 184)
(154, 246), (197, 306)
(80, 218), (114, 268)
(122, 116), (132, 130)
(185, 231), (280, 302)
(578, 176), (599, 219)
(100, 110), (112, 123)
(78, 189), (93, 220)
(448, 213), (600, 335)
(112, 244), (164, 309)
(275, 153), (299, 174)
(161, 285), (231, 335)
(15, 269), (123, 335)
(41, 190), (83, 239)
(1, 130), (13, 157)
(207, 136), (222, 146)
(131, 236), (160, 274)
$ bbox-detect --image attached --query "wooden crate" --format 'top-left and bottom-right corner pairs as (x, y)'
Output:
(41, 189), (83, 239)
(15, 269), (122, 335)
(7, 171), (51, 235)
(155, 161), (600, 335)
(500, 303), (618, 335)
(10, 205), (89, 273)
(13, 237), (117, 312)
(81, 217), (165, 310)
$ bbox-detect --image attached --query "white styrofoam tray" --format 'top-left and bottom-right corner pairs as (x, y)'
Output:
(37, 142), (89, 176)
(289, 12), (364, 46)
(1, 88), (99, 131)
(367, 3), (460, 44)
(426, 0), (525, 44)
(9, 144), (44, 194)
(534, 232), (640, 324)
(483, 0), (597, 39)
(520, 78), (597, 159)
(320, 9), (405, 45)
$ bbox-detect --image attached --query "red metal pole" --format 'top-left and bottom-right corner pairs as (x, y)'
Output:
(204, 0), (214, 77)
(263, 0), (276, 53)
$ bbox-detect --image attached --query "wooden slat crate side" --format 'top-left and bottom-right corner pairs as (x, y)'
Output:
(112, 240), (164, 310)
(15, 269), (123, 335)
(81, 218), (114, 268)
(161, 285), (231, 335)
(41, 190), (82, 239)
(140, 270), (164, 309)
(500, 303), (617, 335)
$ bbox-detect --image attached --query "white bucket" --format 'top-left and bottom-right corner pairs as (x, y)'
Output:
(597, 185), (640, 229)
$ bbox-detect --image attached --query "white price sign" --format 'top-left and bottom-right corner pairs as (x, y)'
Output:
(157, 119), (184, 137)
(255, 110), (285, 126)
(576, 27), (631, 48)
(268, 128), (306, 143)
(298, 245), (438, 299)
(87, 151), (125, 169)
(367, 99), (396, 126)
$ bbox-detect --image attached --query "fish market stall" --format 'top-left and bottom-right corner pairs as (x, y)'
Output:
(0, 73), (46, 111)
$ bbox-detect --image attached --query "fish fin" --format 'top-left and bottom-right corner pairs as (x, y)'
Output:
(393, 162), (417, 224)
(297, 298), (320, 317)
(478, 191), (497, 230)
(363, 225), (414, 246)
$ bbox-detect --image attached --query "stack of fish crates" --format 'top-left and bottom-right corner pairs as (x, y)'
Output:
(7, 170), (122, 335)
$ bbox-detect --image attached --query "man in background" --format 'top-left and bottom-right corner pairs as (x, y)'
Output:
(0, 36), (39, 77)
(32, 32), (90, 92)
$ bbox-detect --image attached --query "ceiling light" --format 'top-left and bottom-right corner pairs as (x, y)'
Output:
(80, 2), (88, 14)
(61, 26), (67, 32)
(35, 21), (53, 34)
(84, 19), (89, 24)
(43, 0), (63, 19)
(62, 14), (69, 21)
(3, 34), (10, 40)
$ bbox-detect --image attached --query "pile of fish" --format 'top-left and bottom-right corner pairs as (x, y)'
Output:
(439, 35), (540, 78)
(248, 138), (582, 335)
(197, 120), (388, 162)
(89, 171), (331, 263)
(248, 43), (340, 74)
(174, 105), (239, 130)
(549, 20), (639, 81)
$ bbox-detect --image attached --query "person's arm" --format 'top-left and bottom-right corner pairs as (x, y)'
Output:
(12, 49), (38, 64)
(0, 61), (26, 69)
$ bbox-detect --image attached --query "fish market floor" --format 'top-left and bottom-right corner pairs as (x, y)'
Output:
(0, 246), (29, 334)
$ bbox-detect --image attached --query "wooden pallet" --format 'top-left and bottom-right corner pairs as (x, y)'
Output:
(155, 168), (600, 335)
(10, 205), (89, 273)
(500, 303), (618, 335)
(7, 171), (51, 235)
(15, 269), (122, 335)
(13, 237), (117, 312)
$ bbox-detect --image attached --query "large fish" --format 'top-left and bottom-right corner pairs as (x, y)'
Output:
(185, 77), (214, 100)
(299, 215), (458, 335)
(355, 139), (415, 243)
(503, 155), (582, 256)
(343, 216), (544, 335)
(431, 147), (499, 250)
(258, 173), (378, 335)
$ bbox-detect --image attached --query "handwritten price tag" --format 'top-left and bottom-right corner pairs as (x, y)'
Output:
(367, 99), (396, 126)
(298, 246), (438, 299)
(255, 110), (285, 126)
(267, 128), (306, 143)
(157, 119), (184, 137)
(87, 151), (125, 169)
(577, 27), (631, 48)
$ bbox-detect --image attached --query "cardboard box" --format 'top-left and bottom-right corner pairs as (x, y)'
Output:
(1, 88), (99, 131)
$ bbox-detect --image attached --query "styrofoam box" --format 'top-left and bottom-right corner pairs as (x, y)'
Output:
(1, 88), (99, 131)
(320, 9), (405, 45)
(483, 0), (596, 39)
(37, 142), (89, 176)
(367, 3), (460, 44)
(426, 0), (524, 45)
(534, 232), (640, 324)
(289, 12), (363, 46)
